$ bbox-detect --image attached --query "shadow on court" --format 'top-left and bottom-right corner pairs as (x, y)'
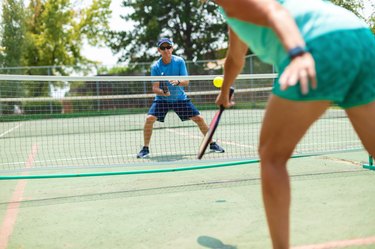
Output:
(197, 235), (237, 249)
(148, 153), (197, 162)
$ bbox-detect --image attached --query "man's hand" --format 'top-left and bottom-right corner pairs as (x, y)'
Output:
(170, 80), (181, 86)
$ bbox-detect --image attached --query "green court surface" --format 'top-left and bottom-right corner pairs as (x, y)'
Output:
(0, 108), (363, 171)
(0, 151), (374, 249)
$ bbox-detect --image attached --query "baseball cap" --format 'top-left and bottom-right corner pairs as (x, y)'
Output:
(157, 38), (173, 47)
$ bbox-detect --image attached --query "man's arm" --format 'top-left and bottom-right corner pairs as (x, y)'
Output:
(152, 82), (170, 96)
(170, 79), (188, 86)
(151, 65), (170, 96)
(170, 58), (189, 86)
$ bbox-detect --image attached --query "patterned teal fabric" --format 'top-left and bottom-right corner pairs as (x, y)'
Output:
(273, 29), (375, 108)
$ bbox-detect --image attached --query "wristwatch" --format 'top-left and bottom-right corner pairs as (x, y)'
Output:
(288, 46), (307, 59)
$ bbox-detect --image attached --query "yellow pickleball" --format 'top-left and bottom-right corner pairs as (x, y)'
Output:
(213, 76), (223, 88)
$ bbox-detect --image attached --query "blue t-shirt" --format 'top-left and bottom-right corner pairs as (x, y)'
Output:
(222, 0), (368, 68)
(151, 55), (188, 102)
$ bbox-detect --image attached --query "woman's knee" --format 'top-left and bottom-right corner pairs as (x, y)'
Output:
(258, 142), (292, 167)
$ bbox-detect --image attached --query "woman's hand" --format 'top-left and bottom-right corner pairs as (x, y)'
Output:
(215, 90), (235, 108)
(279, 52), (317, 94)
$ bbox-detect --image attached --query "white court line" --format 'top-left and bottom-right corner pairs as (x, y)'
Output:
(165, 128), (359, 151)
(0, 151), (191, 168)
(0, 124), (22, 138)
(165, 128), (202, 140)
(165, 128), (257, 149)
(221, 140), (257, 149)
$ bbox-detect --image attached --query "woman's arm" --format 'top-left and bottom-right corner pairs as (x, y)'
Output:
(215, 0), (317, 93)
(216, 27), (248, 108)
(215, 0), (305, 51)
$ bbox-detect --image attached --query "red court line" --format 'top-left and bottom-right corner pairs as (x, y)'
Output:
(292, 236), (375, 249)
(0, 144), (38, 249)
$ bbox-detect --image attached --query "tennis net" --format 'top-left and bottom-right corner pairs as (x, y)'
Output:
(0, 74), (363, 172)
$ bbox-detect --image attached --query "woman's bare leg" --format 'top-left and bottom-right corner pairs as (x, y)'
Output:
(345, 101), (375, 156)
(259, 95), (330, 249)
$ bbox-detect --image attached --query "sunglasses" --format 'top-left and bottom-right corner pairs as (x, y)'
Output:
(160, 46), (172, 51)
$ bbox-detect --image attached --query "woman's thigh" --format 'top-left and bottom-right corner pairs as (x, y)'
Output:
(259, 95), (330, 160)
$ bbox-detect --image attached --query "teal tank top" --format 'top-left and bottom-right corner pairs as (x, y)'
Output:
(222, 0), (368, 67)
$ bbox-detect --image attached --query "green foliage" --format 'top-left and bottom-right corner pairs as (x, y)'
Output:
(331, 0), (364, 17)
(108, 0), (375, 66)
(23, 0), (75, 72)
(0, 0), (26, 68)
(0, 0), (26, 114)
(22, 100), (62, 114)
(366, 2), (375, 33)
(97, 64), (150, 76)
(77, 0), (112, 47)
(0, 0), (112, 99)
(331, 0), (374, 32)
(108, 0), (228, 63)
(370, 15), (375, 33)
(23, 0), (111, 75)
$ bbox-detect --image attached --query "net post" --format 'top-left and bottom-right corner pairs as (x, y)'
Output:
(363, 155), (374, 170)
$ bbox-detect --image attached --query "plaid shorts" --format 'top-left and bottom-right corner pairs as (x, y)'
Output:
(273, 28), (375, 108)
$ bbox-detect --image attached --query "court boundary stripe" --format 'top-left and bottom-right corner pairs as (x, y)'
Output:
(0, 144), (38, 249)
(292, 236), (375, 249)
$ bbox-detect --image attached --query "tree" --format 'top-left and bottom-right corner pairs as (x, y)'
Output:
(21, 0), (112, 97)
(331, 0), (364, 17)
(0, 0), (26, 68)
(0, 0), (27, 114)
(370, 14), (375, 33)
(331, 0), (374, 32)
(108, 0), (227, 64)
(24, 0), (111, 75)
(366, 1), (375, 33)
(109, 0), (375, 68)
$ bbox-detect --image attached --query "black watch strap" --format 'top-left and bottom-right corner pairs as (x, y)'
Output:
(288, 46), (307, 59)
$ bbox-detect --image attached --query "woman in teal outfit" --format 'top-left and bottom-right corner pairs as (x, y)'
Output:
(210, 0), (375, 248)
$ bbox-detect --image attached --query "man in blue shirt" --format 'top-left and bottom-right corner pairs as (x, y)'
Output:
(137, 38), (225, 158)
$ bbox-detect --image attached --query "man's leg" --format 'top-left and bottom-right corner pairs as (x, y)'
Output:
(259, 95), (330, 249)
(191, 115), (225, 153)
(143, 115), (157, 147)
(137, 115), (157, 158)
(191, 115), (209, 135)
